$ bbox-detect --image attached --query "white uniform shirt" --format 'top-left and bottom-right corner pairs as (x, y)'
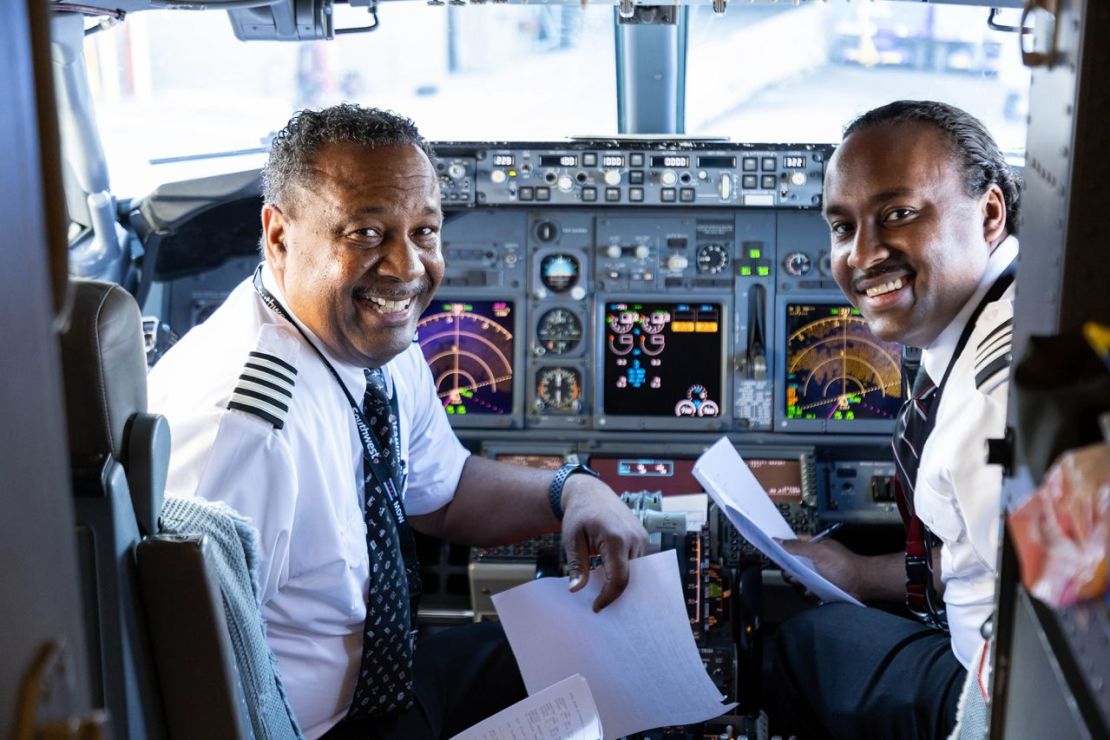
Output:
(916, 236), (1018, 668)
(148, 265), (470, 738)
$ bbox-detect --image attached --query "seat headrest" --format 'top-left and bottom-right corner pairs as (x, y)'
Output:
(60, 280), (148, 470)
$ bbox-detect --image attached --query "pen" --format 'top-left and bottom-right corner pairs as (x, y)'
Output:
(809, 522), (843, 543)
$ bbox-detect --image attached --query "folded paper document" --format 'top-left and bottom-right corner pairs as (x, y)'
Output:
(692, 437), (863, 607)
(450, 674), (601, 740)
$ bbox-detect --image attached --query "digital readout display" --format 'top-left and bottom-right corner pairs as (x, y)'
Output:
(494, 454), (565, 471)
(540, 155), (578, 167)
(746, 458), (804, 501)
(651, 155), (690, 168)
(493, 154), (514, 167)
(697, 156), (736, 169)
(602, 155), (625, 167)
(783, 156), (807, 169)
(602, 302), (724, 418)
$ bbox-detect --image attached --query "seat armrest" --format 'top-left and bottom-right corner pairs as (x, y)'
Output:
(136, 534), (252, 740)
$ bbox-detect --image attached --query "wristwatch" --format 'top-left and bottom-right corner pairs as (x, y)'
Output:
(548, 462), (601, 521)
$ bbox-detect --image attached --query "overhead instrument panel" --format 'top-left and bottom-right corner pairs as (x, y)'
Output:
(599, 301), (728, 430)
(779, 303), (904, 433)
(415, 299), (518, 426)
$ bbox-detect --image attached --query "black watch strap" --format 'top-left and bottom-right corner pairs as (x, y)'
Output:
(549, 463), (601, 521)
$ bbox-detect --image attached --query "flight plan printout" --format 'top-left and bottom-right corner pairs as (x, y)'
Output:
(450, 674), (601, 740)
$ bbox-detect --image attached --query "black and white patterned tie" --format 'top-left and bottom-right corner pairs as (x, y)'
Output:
(892, 367), (937, 497)
(347, 367), (415, 719)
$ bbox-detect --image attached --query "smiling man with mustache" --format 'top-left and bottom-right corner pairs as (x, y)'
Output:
(149, 105), (646, 740)
(770, 101), (1021, 740)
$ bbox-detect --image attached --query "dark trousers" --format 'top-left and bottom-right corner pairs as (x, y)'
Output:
(323, 621), (526, 740)
(770, 603), (966, 740)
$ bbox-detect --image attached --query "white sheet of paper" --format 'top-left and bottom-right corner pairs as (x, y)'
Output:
(492, 550), (735, 739)
(661, 493), (709, 532)
(692, 437), (864, 607)
(449, 674), (602, 740)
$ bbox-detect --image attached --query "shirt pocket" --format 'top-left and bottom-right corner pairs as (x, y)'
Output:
(914, 475), (966, 544)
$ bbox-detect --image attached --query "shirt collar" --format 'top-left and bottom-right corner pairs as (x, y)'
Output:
(259, 262), (392, 399)
(921, 235), (1019, 384)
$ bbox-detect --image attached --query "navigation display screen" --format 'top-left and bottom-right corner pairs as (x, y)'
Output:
(416, 300), (515, 416)
(602, 302), (724, 417)
(784, 303), (903, 422)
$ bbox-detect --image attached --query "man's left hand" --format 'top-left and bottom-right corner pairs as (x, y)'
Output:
(560, 476), (648, 612)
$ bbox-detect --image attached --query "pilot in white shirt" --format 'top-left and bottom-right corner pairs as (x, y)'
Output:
(149, 263), (469, 736)
(773, 100), (1023, 740)
(148, 104), (646, 740)
(916, 235), (1017, 668)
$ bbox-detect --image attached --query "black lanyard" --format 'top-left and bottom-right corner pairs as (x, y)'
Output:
(251, 266), (408, 526)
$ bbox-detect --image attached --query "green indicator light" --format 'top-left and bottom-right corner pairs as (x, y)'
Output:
(749, 248), (761, 258)
(834, 411), (843, 420)
(446, 406), (456, 415)
(846, 411), (855, 419)
(458, 407), (467, 415)
(741, 266), (753, 276)
(757, 266), (770, 276)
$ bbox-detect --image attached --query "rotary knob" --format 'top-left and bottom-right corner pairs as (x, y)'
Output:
(606, 245), (623, 259)
(660, 170), (678, 187)
(634, 245), (651, 260)
(666, 255), (689, 271)
(604, 170), (622, 186)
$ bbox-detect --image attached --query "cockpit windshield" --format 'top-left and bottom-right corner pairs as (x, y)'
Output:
(82, 3), (1028, 198)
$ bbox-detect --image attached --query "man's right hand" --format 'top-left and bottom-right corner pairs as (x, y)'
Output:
(778, 540), (907, 603)
(779, 538), (868, 600)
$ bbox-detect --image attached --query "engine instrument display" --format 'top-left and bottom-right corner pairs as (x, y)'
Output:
(602, 302), (724, 417)
(784, 304), (903, 422)
(416, 300), (515, 416)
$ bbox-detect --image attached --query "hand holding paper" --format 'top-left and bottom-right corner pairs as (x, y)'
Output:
(692, 438), (863, 607)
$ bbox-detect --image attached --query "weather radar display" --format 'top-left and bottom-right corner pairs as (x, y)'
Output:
(602, 302), (724, 418)
(785, 304), (903, 422)
(416, 300), (515, 415)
